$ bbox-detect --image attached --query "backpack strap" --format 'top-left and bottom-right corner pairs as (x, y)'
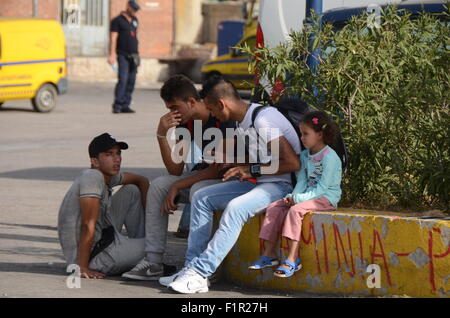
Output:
(247, 105), (271, 165)
(250, 105), (270, 128)
(251, 105), (299, 185)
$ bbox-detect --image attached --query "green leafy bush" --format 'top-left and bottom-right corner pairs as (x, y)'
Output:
(246, 5), (450, 211)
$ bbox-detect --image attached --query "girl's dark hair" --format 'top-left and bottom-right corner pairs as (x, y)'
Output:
(301, 110), (340, 147)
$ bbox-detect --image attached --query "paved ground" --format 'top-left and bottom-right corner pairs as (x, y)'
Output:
(0, 81), (332, 299)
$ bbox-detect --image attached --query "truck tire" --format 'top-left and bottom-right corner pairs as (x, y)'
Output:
(31, 83), (57, 113)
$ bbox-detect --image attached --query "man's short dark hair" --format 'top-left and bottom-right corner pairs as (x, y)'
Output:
(160, 74), (200, 103)
(199, 75), (240, 104)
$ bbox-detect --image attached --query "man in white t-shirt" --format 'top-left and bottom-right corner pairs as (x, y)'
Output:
(161, 76), (301, 294)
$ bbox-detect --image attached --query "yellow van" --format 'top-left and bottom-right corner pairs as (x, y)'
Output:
(201, 20), (257, 90)
(0, 18), (68, 112)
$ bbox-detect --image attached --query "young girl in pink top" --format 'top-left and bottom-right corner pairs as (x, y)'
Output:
(249, 110), (343, 278)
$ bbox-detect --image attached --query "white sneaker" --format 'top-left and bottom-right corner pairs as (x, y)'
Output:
(121, 259), (163, 281)
(167, 268), (209, 294)
(159, 267), (188, 287)
(160, 267), (212, 287)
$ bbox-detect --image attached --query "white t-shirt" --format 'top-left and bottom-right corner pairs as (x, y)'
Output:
(237, 103), (301, 184)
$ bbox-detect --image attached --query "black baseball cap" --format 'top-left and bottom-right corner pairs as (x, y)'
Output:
(128, 0), (141, 11)
(88, 133), (129, 158)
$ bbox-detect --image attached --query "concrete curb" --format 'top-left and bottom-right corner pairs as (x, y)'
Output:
(221, 210), (450, 298)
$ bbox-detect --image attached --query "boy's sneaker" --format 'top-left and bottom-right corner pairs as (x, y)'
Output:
(159, 267), (187, 287)
(167, 268), (209, 294)
(159, 267), (212, 287)
(122, 259), (163, 281)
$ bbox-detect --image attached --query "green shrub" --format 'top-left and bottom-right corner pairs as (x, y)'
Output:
(245, 5), (450, 211)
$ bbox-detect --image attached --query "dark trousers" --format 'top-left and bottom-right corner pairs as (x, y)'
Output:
(112, 54), (137, 111)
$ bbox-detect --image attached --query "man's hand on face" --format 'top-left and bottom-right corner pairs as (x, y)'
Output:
(157, 111), (182, 136)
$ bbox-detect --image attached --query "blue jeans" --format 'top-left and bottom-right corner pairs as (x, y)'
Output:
(185, 180), (292, 277)
(113, 54), (137, 111)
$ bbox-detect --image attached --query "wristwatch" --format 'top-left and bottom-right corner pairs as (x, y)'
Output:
(249, 164), (262, 178)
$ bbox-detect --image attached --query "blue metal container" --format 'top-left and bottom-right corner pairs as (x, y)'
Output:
(217, 20), (244, 56)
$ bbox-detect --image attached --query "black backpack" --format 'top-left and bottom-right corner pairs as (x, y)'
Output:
(250, 98), (349, 172)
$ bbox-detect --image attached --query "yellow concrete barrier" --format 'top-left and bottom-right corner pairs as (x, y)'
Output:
(220, 210), (450, 297)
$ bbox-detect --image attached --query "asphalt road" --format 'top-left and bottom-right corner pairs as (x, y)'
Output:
(0, 81), (328, 299)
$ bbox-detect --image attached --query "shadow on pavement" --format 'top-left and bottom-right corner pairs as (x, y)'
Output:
(0, 167), (168, 182)
(0, 246), (65, 260)
(0, 233), (59, 244)
(0, 107), (35, 113)
(0, 233), (187, 279)
(0, 222), (57, 231)
(0, 261), (67, 276)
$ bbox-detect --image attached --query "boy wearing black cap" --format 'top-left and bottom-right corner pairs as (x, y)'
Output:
(57, 133), (150, 279)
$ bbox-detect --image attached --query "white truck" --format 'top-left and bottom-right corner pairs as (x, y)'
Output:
(255, 0), (410, 96)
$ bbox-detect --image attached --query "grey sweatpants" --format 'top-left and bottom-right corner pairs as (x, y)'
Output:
(89, 184), (145, 275)
(144, 171), (221, 264)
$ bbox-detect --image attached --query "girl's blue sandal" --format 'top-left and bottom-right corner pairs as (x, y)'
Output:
(273, 258), (302, 278)
(248, 255), (279, 270)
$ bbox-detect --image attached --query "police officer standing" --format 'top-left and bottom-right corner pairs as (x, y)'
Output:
(108, 0), (141, 114)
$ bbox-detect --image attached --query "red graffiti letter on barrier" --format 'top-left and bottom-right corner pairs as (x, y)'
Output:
(333, 223), (355, 278)
(371, 230), (392, 287)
